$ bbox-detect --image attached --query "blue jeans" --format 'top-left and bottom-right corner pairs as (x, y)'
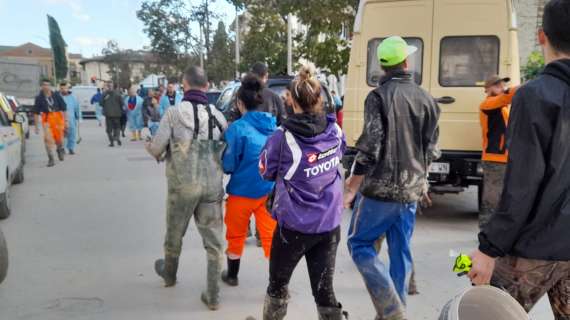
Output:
(347, 195), (416, 320)
(148, 121), (160, 136)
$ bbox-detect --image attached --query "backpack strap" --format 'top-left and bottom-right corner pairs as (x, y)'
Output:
(191, 102), (200, 139)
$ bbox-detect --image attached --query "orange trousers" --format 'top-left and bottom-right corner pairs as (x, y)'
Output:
(225, 195), (276, 258)
(42, 112), (65, 148)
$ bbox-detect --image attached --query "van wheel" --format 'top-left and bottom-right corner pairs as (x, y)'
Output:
(13, 166), (24, 185)
(0, 187), (11, 219)
(0, 228), (7, 284)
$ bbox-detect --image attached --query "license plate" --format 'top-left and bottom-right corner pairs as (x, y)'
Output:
(429, 162), (450, 174)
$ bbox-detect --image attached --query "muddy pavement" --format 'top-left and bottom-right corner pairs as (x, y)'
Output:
(0, 121), (553, 319)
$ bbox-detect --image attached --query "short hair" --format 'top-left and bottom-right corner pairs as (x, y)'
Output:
(59, 81), (68, 87)
(381, 61), (406, 75)
(41, 79), (51, 85)
(250, 62), (269, 78)
(184, 66), (208, 88)
(542, 0), (570, 54)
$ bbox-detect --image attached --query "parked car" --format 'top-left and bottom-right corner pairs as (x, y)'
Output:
(70, 85), (98, 119)
(0, 93), (26, 159)
(0, 227), (7, 284)
(0, 104), (24, 219)
(5, 96), (29, 139)
(216, 76), (336, 119)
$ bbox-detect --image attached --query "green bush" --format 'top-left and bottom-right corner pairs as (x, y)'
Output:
(521, 51), (545, 81)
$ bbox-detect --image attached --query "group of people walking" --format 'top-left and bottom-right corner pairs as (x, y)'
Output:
(142, 29), (440, 318)
(33, 80), (81, 167)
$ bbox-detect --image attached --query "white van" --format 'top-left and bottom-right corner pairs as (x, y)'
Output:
(71, 85), (99, 119)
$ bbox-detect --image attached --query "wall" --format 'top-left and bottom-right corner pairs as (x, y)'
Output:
(516, 0), (541, 67)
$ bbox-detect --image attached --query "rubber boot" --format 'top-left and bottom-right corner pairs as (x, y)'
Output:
(130, 132), (137, 141)
(317, 304), (349, 320)
(221, 258), (240, 287)
(47, 154), (55, 167)
(201, 291), (220, 311)
(263, 295), (288, 320)
(154, 256), (178, 287)
(56, 146), (65, 161)
(202, 250), (221, 310)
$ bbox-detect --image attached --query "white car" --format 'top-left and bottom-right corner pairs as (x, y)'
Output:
(0, 109), (23, 219)
(71, 85), (98, 119)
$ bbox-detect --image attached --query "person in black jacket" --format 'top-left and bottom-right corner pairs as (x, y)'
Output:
(344, 36), (440, 320)
(469, 1), (570, 317)
(101, 81), (125, 147)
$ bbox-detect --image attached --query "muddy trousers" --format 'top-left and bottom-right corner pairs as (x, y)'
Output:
(492, 256), (570, 319)
(479, 161), (506, 229)
(163, 188), (224, 302)
(225, 195), (276, 258)
(42, 112), (65, 158)
(347, 195), (416, 320)
(105, 117), (121, 144)
(267, 225), (341, 308)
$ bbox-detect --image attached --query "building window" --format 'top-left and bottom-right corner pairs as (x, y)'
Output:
(439, 36), (500, 87)
(27, 49), (33, 55)
(367, 37), (423, 87)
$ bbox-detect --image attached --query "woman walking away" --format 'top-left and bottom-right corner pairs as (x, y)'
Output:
(260, 64), (348, 320)
(221, 74), (277, 286)
(124, 86), (144, 141)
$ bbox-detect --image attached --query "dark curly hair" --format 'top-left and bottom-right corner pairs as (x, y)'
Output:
(238, 73), (264, 111)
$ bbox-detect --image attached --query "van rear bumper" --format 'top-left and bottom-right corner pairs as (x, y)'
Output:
(342, 148), (483, 193)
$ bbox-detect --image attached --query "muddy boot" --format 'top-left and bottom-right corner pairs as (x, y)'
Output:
(201, 291), (220, 311)
(56, 146), (65, 161)
(263, 295), (288, 320)
(47, 154), (55, 167)
(317, 304), (349, 320)
(154, 256), (178, 287)
(221, 258), (240, 287)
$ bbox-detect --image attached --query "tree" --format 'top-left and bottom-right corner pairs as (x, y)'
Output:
(101, 40), (133, 90)
(47, 15), (68, 82)
(191, 0), (220, 62)
(208, 22), (234, 83)
(522, 51), (545, 81)
(137, 0), (195, 74)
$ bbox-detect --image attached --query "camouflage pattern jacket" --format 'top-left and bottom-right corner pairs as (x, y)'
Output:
(352, 71), (440, 203)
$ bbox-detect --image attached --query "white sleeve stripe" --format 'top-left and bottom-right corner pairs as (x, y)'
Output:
(284, 131), (302, 181)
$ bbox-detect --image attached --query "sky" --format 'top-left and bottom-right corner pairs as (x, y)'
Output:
(0, 0), (236, 58)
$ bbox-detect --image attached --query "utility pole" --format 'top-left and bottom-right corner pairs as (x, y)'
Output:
(287, 13), (293, 75)
(235, 5), (240, 79)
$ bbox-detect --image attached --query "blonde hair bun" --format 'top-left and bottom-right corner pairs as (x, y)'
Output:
(298, 62), (317, 81)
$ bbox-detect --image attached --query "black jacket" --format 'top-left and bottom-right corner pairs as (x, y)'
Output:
(33, 91), (66, 114)
(101, 90), (124, 118)
(479, 59), (570, 260)
(142, 96), (161, 125)
(352, 71), (440, 203)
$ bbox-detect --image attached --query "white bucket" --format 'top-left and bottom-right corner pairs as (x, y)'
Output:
(439, 286), (529, 320)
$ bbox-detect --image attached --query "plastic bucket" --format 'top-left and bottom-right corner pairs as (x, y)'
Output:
(439, 286), (529, 320)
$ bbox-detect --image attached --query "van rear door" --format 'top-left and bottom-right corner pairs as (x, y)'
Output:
(344, 0), (434, 145)
(430, 0), (511, 152)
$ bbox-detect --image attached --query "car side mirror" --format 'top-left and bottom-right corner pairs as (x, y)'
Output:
(12, 114), (25, 124)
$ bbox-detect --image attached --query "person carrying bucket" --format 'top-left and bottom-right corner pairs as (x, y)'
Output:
(469, 1), (570, 318)
(344, 36), (440, 320)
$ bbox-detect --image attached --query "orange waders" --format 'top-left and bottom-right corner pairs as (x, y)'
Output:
(42, 112), (66, 154)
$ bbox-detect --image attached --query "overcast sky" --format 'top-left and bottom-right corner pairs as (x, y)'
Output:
(0, 0), (236, 58)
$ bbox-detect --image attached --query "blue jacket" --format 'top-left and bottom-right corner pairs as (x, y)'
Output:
(159, 91), (182, 117)
(223, 111), (276, 199)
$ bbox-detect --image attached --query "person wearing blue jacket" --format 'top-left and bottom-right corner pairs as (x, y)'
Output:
(221, 74), (277, 287)
(60, 82), (81, 155)
(124, 87), (145, 141)
(159, 83), (183, 116)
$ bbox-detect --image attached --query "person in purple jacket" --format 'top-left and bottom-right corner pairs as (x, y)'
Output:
(259, 64), (348, 320)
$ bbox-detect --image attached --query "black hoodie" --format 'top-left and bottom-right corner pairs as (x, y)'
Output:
(479, 59), (570, 260)
(283, 112), (328, 138)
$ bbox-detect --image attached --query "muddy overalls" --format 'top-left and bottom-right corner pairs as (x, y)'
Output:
(163, 103), (226, 305)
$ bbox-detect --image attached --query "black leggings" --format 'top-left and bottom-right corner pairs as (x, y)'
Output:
(267, 225), (340, 307)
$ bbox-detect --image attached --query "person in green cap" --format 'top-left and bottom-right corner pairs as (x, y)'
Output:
(344, 36), (440, 320)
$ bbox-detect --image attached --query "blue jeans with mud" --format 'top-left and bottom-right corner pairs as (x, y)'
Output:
(347, 195), (416, 320)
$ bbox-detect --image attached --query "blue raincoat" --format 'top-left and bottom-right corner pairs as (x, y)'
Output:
(62, 93), (81, 151)
(159, 91), (182, 117)
(124, 95), (144, 131)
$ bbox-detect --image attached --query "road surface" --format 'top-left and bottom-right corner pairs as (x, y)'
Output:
(0, 121), (553, 319)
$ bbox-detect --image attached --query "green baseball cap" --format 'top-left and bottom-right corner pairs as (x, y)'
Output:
(377, 36), (418, 67)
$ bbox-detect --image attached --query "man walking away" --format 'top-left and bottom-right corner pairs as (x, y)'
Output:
(478, 76), (518, 229)
(101, 82), (124, 147)
(344, 36), (440, 320)
(33, 79), (67, 167)
(159, 83), (182, 116)
(60, 82), (81, 155)
(469, 2), (570, 318)
(226, 62), (287, 125)
(145, 66), (227, 311)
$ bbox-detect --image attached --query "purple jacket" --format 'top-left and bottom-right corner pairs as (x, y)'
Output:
(260, 114), (346, 234)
